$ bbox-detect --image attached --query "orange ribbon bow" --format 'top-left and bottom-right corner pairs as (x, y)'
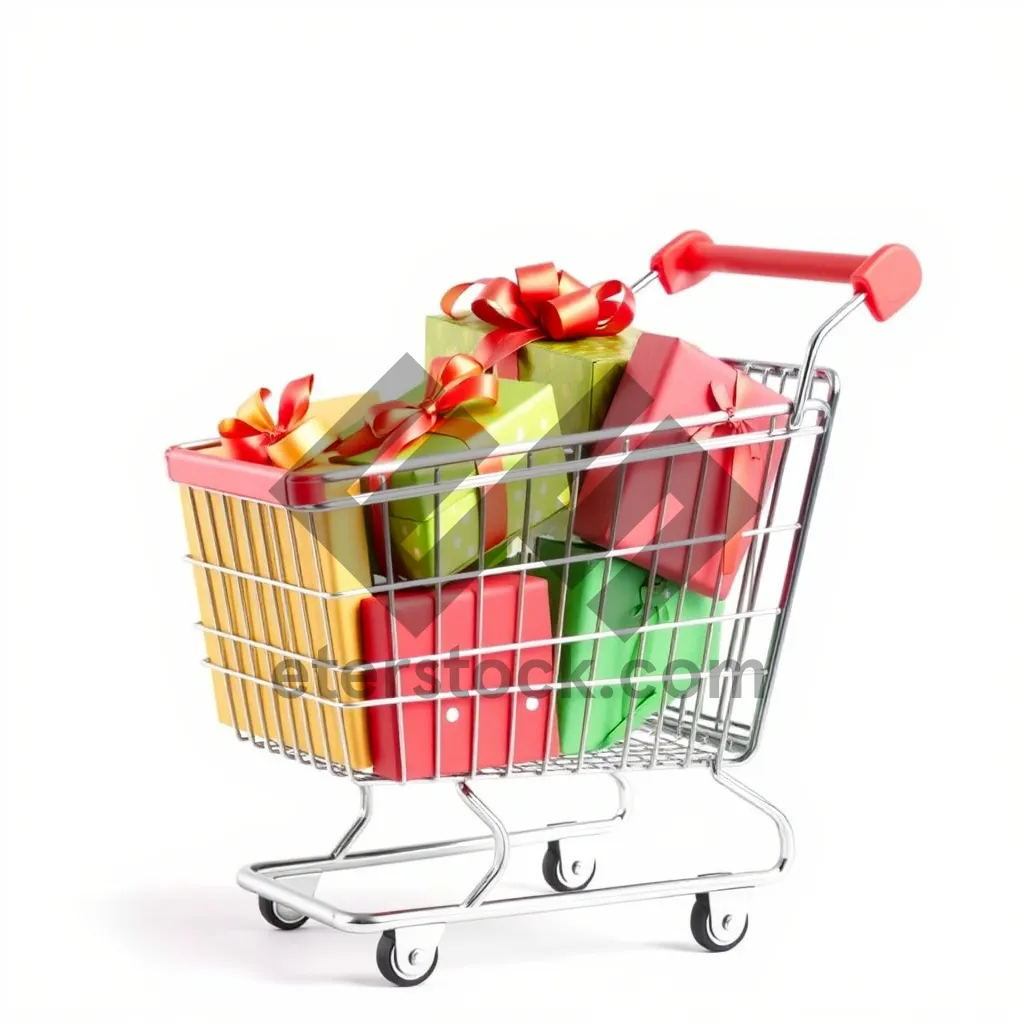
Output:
(330, 352), (499, 463)
(441, 262), (637, 377)
(218, 374), (335, 469)
(690, 375), (782, 575)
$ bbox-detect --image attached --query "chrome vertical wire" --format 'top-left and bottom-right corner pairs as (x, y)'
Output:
(238, 499), (288, 755)
(713, 426), (777, 768)
(303, 511), (354, 776)
(286, 512), (341, 775)
(544, 444), (583, 774)
(253, 504), (303, 760)
(260, 509), (315, 761)
(433, 468), (443, 781)
(470, 485), (488, 778)
(263, 506), (317, 762)
(682, 445), (725, 766)
(217, 495), (272, 747)
(203, 491), (258, 743)
(651, 449), (711, 765)
(506, 450), (534, 775)
(620, 440), (677, 769)
(578, 442), (630, 769)
(378, 478), (409, 784)
(673, 448), (713, 742)
(187, 488), (244, 739)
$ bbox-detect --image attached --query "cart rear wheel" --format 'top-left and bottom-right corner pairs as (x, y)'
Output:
(258, 895), (308, 931)
(689, 893), (749, 952)
(541, 841), (597, 893)
(375, 930), (439, 987)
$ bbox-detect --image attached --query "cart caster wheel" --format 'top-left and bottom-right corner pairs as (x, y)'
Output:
(376, 930), (439, 987)
(542, 841), (597, 893)
(258, 896), (308, 931)
(690, 893), (749, 952)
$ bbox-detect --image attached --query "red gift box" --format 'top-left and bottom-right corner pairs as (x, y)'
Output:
(360, 574), (559, 780)
(574, 333), (789, 600)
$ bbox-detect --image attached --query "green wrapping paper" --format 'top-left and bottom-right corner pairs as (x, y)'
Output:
(530, 538), (721, 755)
(425, 315), (641, 437)
(340, 378), (570, 580)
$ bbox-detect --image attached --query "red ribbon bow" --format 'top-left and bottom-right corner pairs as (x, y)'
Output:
(330, 352), (499, 463)
(218, 374), (334, 468)
(690, 374), (779, 575)
(441, 262), (636, 377)
(330, 352), (510, 562)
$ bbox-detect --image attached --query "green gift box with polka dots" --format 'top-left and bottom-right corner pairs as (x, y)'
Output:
(344, 377), (571, 581)
(426, 315), (642, 437)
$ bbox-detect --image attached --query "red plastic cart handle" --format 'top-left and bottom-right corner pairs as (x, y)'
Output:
(649, 231), (921, 322)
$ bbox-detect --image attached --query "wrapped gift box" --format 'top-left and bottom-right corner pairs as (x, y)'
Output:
(338, 377), (570, 580)
(425, 314), (641, 437)
(166, 392), (377, 771)
(574, 333), (789, 600)
(360, 575), (559, 779)
(530, 538), (720, 755)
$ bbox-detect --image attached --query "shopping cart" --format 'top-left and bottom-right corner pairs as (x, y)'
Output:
(167, 232), (920, 985)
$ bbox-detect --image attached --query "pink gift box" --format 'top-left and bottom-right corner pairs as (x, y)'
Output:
(574, 333), (790, 601)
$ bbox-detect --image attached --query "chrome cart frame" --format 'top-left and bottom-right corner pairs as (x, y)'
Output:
(171, 235), (920, 985)
(239, 765), (792, 982)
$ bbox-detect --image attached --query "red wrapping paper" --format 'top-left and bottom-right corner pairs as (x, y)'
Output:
(360, 575), (559, 780)
(574, 333), (789, 601)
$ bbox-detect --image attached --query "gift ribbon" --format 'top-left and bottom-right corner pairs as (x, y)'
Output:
(218, 374), (334, 468)
(330, 352), (498, 463)
(441, 262), (636, 378)
(689, 374), (782, 575)
(330, 352), (510, 556)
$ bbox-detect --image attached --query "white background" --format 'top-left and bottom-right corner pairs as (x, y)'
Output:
(3, 0), (1023, 1019)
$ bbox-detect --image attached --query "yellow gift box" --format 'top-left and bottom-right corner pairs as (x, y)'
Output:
(168, 389), (378, 772)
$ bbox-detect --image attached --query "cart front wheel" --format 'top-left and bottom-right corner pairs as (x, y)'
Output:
(689, 893), (749, 952)
(376, 930), (439, 987)
(258, 896), (308, 931)
(541, 841), (597, 893)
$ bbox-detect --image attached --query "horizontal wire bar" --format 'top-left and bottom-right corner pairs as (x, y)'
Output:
(218, 695), (725, 783)
(174, 414), (825, 514)
(202, 659), (767, 713)
(175, 392), (823, 488)
(299, 423), (816, 511)
(183, 521), (803, 600)
(197, 603), (779, 677)
(221, 675), (765, 781)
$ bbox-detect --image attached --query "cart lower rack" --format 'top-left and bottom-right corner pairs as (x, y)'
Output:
(167, 234), (919, 985)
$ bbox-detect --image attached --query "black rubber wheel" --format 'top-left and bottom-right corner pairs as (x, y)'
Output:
(689, 893), (749, 952)
(375, 930), (439, 987)
(258, 895), (309, 931)
(541, 841), (597, 893)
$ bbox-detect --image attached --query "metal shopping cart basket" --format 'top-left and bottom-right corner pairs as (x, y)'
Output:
(166, 232), (920, 985)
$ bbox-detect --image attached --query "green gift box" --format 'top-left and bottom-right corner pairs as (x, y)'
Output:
(530, 538), (721, 755)
(341, 379), (570, 581)
(425, 315), (641, 437)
